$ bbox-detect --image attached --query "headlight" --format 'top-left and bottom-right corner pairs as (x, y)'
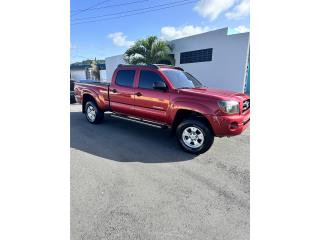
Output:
(218, 100), (239, 114)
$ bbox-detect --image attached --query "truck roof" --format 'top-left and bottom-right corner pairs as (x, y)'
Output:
(117, 64), (184, 71)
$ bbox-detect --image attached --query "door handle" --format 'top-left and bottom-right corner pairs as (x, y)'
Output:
(135, 92), (142, 97)
(111, 89), (117, 93)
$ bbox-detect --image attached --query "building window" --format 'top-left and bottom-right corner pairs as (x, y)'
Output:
(180, 48), (213, 64)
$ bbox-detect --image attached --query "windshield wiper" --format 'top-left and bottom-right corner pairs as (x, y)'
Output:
(193, 86), (204, 89)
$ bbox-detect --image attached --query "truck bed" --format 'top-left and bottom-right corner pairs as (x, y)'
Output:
(75, 80), (110, 86)
(74, 80), (111, 111)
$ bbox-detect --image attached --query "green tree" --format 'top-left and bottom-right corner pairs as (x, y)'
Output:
(124, 36), (173, 65)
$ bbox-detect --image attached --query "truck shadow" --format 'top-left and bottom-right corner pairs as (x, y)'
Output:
(70, 112), (195, 163)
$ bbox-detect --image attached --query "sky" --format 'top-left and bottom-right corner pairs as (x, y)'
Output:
(70, 0), (250, 63)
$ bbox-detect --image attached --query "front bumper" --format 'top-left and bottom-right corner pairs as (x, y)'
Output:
(208, 110), (250, 137)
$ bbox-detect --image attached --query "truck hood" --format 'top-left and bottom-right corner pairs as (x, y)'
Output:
(178, 87), (248, 101)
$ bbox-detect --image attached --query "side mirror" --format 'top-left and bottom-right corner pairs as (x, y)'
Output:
(153, 81), (167, 91)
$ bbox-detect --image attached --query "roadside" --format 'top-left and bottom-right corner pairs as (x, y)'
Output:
(70, 103), (250, 240)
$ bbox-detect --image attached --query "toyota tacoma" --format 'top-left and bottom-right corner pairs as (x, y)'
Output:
(74, 64), (250, 154)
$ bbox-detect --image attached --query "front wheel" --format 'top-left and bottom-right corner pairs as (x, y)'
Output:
(85, 101), (104, 124)
(176, 118), (214, 154)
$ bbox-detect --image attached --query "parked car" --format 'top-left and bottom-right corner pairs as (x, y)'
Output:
(74, 64), (250, 154)
(70, 80), (76, 103)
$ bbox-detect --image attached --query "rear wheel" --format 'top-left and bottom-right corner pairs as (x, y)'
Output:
(85, 101), (104, 124)
(176, 118), (214, 154)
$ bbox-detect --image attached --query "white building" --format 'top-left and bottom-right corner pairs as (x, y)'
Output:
(105, 27), (250, 93)
(105, 54), (126, 81)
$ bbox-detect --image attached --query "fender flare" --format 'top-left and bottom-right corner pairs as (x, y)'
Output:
(168, 100), (213, 125)
(81, 89), (103, 113)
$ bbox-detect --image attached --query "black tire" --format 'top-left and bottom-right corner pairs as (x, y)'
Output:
(176, 118), (214, 154)
(85, 101), (104, 124)
(70, 96), (76, 104)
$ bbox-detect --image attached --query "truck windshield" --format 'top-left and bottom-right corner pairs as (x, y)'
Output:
(162, 69), (203, 89)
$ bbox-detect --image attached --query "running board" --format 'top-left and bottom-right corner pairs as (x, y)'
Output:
(109, 113), (169, 129)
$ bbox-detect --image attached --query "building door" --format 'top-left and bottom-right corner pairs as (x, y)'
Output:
(86, 68), (94, 80)
(244, 61), (250, 94)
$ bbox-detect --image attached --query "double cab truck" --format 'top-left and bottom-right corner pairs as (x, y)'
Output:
(74, 64), (250, 154)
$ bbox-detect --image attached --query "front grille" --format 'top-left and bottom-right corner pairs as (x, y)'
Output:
(242, 99), (250, 113)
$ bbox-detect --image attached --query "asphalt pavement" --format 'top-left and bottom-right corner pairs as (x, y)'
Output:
(70, 103), (250, 240)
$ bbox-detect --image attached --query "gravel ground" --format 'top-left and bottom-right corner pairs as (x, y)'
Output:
(70, 103), (250, 240)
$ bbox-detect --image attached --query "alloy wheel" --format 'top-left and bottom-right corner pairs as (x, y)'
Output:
(86, 105), (96, 122)
(182, 126), (204, 148)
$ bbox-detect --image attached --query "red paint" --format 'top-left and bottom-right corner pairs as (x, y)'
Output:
(74, 65), (250, 137)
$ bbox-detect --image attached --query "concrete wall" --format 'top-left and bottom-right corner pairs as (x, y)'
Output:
(70, 70), (86, 80)
(100, 70), (107, 82)
(105, 54), (126, 81)
(105, 28), (249, 92)
(171, 28), (249, 92)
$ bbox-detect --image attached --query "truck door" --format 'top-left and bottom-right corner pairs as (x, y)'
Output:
(109, 68), (136, 116)
(133, 69), (170, 123)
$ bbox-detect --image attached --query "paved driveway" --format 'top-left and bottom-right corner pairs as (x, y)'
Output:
(70, 103), (250, 240)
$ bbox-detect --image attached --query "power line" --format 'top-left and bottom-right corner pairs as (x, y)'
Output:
(71, 0), (151, 14)
(71, 0), (113, 16)
(71, 0), (196, 24)
(71, 0), (192, 21)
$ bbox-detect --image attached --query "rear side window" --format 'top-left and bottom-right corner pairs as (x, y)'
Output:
(115, 70), (135, 87)
(138, 70), (166, 89)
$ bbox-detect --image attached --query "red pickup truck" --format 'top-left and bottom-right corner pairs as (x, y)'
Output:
(74, 64), (250, 154)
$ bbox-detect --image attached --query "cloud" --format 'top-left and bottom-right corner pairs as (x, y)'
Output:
(231, 25), (249, 33)
(225, 0), (249, 19)
(193, 0), (236, 21)
(161, 25), (212, 40)
(108, 32), (134, 48)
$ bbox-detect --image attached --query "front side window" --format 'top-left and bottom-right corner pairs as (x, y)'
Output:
(138, 70), (166, 90)
(115, 70), (135, 87)
(162, 69), (203, 89)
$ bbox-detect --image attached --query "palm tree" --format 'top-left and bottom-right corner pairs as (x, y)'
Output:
(124, 36), (174, 65)
(91, 58), (100, 81)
